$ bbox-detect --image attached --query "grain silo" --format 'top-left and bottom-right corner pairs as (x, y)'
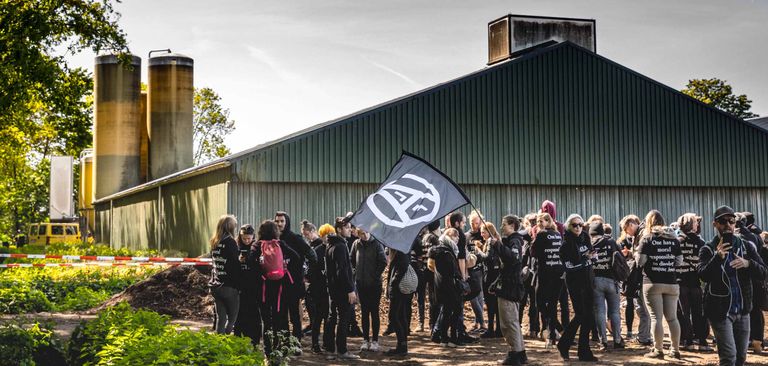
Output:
(148, 53), (194, 180)
(93, 54), (142, 199)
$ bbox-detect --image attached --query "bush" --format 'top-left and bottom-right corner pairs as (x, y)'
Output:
(0, 285), (53, 314)
(55, 287), (110, 312)
(67, 303), (264, 366)
(0, 321), (63, 366)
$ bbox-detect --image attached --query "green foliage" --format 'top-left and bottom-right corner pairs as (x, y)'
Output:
(0, 0), (129, 241)
(0, 321), (59, 366)
(264, 330), (301, 366)
(0, 266), (160, 313)
(682, 78), (759, 119)
(67, 303), (264, 366)
(0, 284), (53, 314)
(193, 87), (236, 165)
(56, 287), (110, 312)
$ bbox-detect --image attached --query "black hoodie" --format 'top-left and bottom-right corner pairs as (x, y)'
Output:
(495, 232), (525, 302)
(278, 213), (318, 293)
(326, 234), (355, 300)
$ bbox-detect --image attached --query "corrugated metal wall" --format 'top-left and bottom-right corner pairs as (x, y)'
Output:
(94, 168), (230, 256)
(231, 42), (768, 187)
(230, 182), (768, 241)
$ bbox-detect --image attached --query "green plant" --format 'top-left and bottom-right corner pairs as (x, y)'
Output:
(264, 330), (301, 366)
(55, 286), (111, 312)
(0, 284), (53, 314)
(0, 321), (60, 366)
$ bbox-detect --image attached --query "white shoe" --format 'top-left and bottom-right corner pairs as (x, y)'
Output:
(338, 351), (361, 360)
(369, 341), (380, 352)
(441, 342), (458, 348)
(360, 341), (370, 352)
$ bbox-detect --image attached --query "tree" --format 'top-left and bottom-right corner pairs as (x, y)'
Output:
(682, 78), (759, 119)
(193, 88), (236, 165)
(0, 0), (129, 236)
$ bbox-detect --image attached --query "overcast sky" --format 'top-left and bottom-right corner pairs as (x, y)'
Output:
(66, 0), (768, 154)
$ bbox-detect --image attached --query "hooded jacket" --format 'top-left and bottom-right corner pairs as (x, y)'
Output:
(495, 232), (525, 302)
(325, 234), (355, 300)
(699, 233), (767, 320)
(209, 235), (243, 289)
(278, 213), (318, 294)
(560, 230), (595, 285)
(635, 227), (682, 285)
(677, 231), (705, 287)
(307, 238), (328, 298)
(428, 239), (463, 304)
(350, 237), (387, 289)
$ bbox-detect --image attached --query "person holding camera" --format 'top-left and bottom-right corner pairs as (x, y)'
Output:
(699, 206), (767, 366)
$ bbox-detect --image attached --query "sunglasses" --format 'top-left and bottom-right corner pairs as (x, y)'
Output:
(571, 222), (584, 227)
(716, 217), (736, 225)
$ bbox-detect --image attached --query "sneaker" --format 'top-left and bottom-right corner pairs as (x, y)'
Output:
(441, 342), (457, 348)
(338, 351), (361, 360)
(369, 341), (380, 352)
(613, 341), (625, 349)
(644, 349), (664, 359)
(698, 344), (713, 352)
(311, 344), (323, 354)
(481, 330), (495, 338)
(639, 339), (653, 346)
(325, 352), (337, 360)
(431, 332), (442, 343)
(458, 333), (478, 344)
(384, 347), (408, 356)
(597, 342), (608, 351)
(667, 350), (681, 360)
(577, 353), (599, 362)
(360, 341), (370, 352)
(683, 343), (696, 351)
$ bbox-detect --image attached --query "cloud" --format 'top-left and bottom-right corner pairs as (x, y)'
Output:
(246, 45), (305, 84)
(365, 58), (420, 88)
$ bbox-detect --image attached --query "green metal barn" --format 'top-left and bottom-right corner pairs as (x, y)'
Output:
(94, 41), (768, 256)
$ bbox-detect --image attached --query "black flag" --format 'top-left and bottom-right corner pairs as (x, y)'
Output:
(351, 151), (470, 253)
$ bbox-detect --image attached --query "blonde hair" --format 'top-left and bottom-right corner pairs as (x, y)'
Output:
(587, 215), (604, 225)
(469, 209), (485, 222)
(481, 222), (502, 242)
(210, 214), (238, 250)
(642, 210), (665, 239)
(536, 212), (556, 231)
(318, 223), (335, 238)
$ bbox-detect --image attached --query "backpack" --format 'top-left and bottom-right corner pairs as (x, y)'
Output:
(612, 250), (630, 282)
(261, 239), (286, 280)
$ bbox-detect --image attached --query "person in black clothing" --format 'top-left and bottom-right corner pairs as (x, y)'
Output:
(233, 224), (262, 345)
(429, 228), (463, 347)
(531, 212), (564, 349)
(274, 211), (317, 342)
(387, 242), (414, 356)
(325, 218), (360, 361)
(421, 221), (442, 336)
(480, 222), (503, 338)
(409, 226), (430, 333)
(675, 213), (710, 351)
(737, 212), (768, 354)
(519, 213), (540, 338)
(350, 228), (387, 352)
(495, 215), (527, 366)
(590, 221), (625, 350)
(209, 215), (242, 335)
(307, 222), (333, 354)
(448, 211), (479, 344)
(556, 214), (598, 362)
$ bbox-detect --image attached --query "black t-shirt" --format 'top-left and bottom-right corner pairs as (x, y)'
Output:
(593, 236), (618, 279)
(532, 229), (563, 276)
(677, 232), (705, 287)
(457, 229), (467, 260)
(638, 232), (681, 285)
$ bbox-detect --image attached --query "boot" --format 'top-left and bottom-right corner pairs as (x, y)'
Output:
(578, 348), (598, 362)
(501, 351), (521, 366)
(517, 350), (528, 364)
(752, 340), (764, 354)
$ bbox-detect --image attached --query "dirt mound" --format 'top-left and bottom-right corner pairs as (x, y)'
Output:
(93, 265), (214, 320)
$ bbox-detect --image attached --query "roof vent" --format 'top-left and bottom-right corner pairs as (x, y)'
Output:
(488, 14), (596, 65)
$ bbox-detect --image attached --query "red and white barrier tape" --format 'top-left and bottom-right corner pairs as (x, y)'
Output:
(0, 253), (212, 263)
(0, 261), (211, 268)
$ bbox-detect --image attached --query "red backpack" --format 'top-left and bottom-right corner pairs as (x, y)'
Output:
(258, 239), (293, 311)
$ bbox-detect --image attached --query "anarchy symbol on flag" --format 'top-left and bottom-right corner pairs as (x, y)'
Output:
(366, 173), (441, 228)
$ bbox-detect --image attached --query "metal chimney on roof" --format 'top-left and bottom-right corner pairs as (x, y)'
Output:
(488, 14), (596, 65)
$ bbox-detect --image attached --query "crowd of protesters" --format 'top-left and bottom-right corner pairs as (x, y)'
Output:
(207, 201), (768, 366)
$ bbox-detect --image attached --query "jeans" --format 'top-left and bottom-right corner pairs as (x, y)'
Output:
(498, 298), (524, 352)
(470, 291), (485, 327)
(635, 290), (652, 342)
(643, 283), (681, 353)
(678, 284), (708, 345)
(212, 285), (240, 334)
(710, 314), (750, 366)
(593, 276), (622, 344)
(358, 284), (382, 342)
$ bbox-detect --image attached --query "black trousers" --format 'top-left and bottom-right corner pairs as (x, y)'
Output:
(286, 286), (303, 339)
(359, 284), (383, 342)
(234, 287), (262, 346)
(425, 271), (439, 330)
(309, 291), (332, 349)
(391, 291), (413, 348)
(750, 299), (765, 343)
(678, 284), (708, 345)
(328, 296), (352, 354)
(437, 297), (461, 342)
(559, 280), (570, 329)
(519, 281), (540, 332)
(260, 281), (290, 355)
(626, 296), (635, 334)
(536, 275), (563, 340)
(558, 276), (594, 354)
(485, 289), (500, 333)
